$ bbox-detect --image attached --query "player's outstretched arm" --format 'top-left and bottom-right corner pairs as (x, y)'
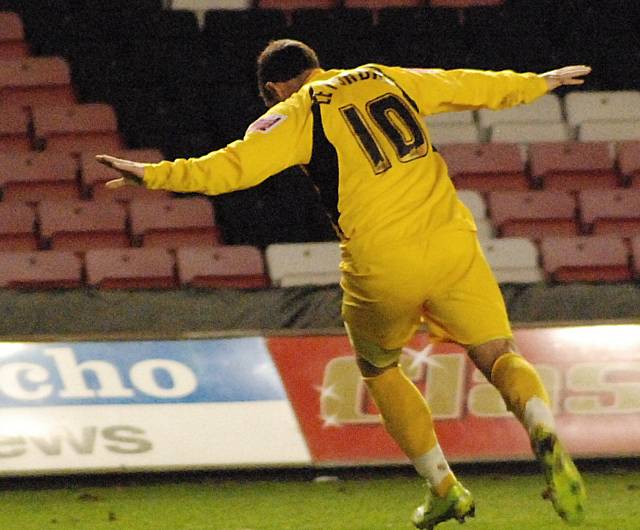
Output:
(96, 154), (146, 189)
(540, 65), (592, 91)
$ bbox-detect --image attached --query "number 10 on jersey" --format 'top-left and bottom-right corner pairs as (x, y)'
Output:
(340, 93), (428, 175)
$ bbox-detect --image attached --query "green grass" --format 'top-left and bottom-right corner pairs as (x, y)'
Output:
(1, 463), (639, 529)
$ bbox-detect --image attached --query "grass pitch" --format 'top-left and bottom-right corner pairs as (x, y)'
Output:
(1, 461), (638, 529)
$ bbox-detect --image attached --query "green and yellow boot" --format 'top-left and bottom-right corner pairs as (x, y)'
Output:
(531, 425), (587, 526)
(411, 482), (475, 529)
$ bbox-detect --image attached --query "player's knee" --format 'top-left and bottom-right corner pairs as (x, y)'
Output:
(356, 355), (398, 378)
(467, 338), (518, 380)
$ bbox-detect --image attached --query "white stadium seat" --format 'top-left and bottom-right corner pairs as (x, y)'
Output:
(481, 237), (543, 284)
(169, 0), (252, 25)
(490, 122), (572, 144)
(477, 94), (563, 128)
(427, 123), (480, 144)
(425, 110), (475, 125)
(565, 90), (640, 126)
(457, 189), (494, 240)
(577, 120), (640, 142)
(265, 242), (341, 287)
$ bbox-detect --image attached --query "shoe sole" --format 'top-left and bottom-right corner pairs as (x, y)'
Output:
(533, 430), (586, 526)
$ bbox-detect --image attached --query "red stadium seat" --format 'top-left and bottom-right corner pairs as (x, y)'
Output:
(344, 0), (420, 7)
(618, 141), (640, 188)
(85, 247), (176, 289)
(0, 105), (31, 152)
(258, 0), (339, 8)
(0, 250), (83, 288)
(578, 189), (640, 237)
(0, 202), (37, 250)
(32, 103), (123, 153)
(0, 12), (29, 59)
(438, 143), (528, 191)
(80, 149), (165, 194)
(129, 198), (221, 248)
(632, 236), (640, 279)
(487, 191), (578, 239)
(0, 151), (80, 202)
(80, 149), (172, 201)
(176, 245), (269, 288)
(38, 199), (129, 251)
(0, 57), (75, 107)
(540, 235), (631, 282)
(430, 0), (504, 6)
(529, 142), (620, 191)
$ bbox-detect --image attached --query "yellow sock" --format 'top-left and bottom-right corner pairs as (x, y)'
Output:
(364, 366), (456, 495)
(491, 352), (550, 423)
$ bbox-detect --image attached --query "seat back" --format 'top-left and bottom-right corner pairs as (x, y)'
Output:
(177, 245), (269, 288)
(481, 237), (543, 283)
(0, 250), (83, 288)
(266, 242), (341, 286)
(540, 235), (631, 282)
(85, 247), (176, 288)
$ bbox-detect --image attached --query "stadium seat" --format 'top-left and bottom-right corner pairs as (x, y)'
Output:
(170, 1), (253, 26)
(0, 57), (75, 108)
(430, 0), (504, 6)
(257, 0), (339, 10)
(428, 124), (480, 145)
(489, 122), (571, 144)
(38, 199), (129, 251)
(438, 143), (528, 191)
(577, 120), (640, 142)
(344, 0), (421, 7)
(457, 189), (493, 240)
(176, 245), (269, 288)
(565, 91), (640, 126)
(265, 242), (341, 287)
(0, 202), (37, 250)
(540, 235), (631, 282)
(480, 237), (543, 283)
(0, 105), (31, 152)
(80, 149), (166, 199)
(578, 189), (640, 237)
(85, 247), (176, 289)
(426, 111), (475, 126)
(32, 103), (123, 153)
(618, 141), (640, 187)
(0, 151), (79, 202)
(632, 236), (640, 279)
(129, 198), (221, 248)
(0, 11), (29, 58)
(477, 94), (563, 129)
(529, 142), (619, 190)
(487, 190), (577, 239)
(0, 250), (83, 288)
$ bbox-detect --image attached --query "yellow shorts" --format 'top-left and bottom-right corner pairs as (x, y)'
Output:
(341, 229), (512, 365)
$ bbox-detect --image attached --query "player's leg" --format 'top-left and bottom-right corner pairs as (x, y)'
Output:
(468, 338), (586, 525)
(423, 230), (585, 525)
(347, 329), (475, 529)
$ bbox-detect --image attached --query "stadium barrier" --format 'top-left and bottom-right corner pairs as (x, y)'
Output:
(0, 323), (638, 476)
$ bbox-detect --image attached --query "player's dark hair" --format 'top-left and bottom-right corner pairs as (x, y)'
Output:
(257, 39), (320, 106)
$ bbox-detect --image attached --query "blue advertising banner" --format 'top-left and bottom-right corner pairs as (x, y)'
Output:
(0, 338), (287, 407)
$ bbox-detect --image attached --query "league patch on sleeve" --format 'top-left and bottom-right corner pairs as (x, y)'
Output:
(247, 114), (288, 134)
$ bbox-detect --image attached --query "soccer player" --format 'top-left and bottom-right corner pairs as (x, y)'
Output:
(98, 40), (590, 529)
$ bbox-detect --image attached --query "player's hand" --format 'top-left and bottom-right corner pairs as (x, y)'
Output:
(541, 65), (592, 91)
(95, 154), (146, 188)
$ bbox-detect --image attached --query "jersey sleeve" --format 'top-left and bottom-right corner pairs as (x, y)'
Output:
(380, 65), (549, 116)
(142, 93), (313, 195)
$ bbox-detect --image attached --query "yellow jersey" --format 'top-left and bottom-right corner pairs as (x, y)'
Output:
(143, 65), (547, 247)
